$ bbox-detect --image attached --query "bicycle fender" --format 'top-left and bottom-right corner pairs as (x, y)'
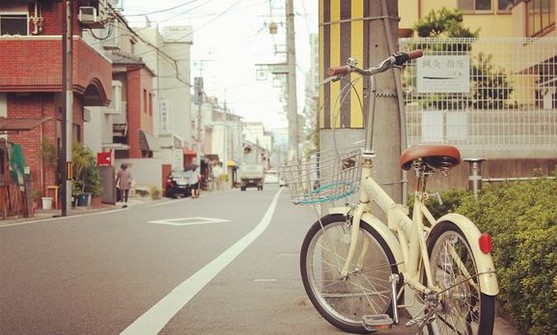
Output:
(435, 213), (500, 296)
(361, 213), (406, 273)
(327, 207), (405, 273)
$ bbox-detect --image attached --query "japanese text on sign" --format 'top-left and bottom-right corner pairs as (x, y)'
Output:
(416, 55), (470, 93)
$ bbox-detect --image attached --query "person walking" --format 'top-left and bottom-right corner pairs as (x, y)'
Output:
(189, 165), (201, 199)
(116, 163), (132, 208)
(212, 162), (224, 191)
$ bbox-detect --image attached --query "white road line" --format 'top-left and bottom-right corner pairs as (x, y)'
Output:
(147, 217), (230, 226)
(119, 188), (283, 335)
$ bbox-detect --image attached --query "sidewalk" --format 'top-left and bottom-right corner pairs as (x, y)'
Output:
(0, 195), (166, 226)
(494, 316), (524, 335)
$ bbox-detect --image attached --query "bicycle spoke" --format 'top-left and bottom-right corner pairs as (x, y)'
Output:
(428, 226), (489, 335)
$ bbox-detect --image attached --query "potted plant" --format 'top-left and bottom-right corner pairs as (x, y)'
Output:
(39, 138), (58, 209)
(72, 142), (102, 207)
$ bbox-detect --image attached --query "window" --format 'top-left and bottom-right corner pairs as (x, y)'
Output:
(143, 89), (147, 114)
(527, 0), (555, 36)
(0, 13), (28, 35)
(498, 0), (515, 12)
(149, 93), (153, 116)
(458, 0), (492, 11)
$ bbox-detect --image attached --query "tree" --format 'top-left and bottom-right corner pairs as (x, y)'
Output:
(410, 8), (513, 110)
(414, 8), (479, 38)
(472, 53), (514, 109)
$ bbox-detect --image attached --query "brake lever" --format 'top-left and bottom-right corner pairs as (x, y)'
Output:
(315, 75), (343, 89)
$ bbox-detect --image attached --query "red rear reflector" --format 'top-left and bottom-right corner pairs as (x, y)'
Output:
(479, 233), (493, 254)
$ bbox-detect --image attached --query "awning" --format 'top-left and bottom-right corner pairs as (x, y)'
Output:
(183, 148), (197, 156)
(102, 143), (129, 151)
(138, 130), (160, 151)
(204, 154), (219, 162)
(0, 117), (51, 133)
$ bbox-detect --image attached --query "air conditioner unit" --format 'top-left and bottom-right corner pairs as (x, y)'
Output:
(78, 6), (97, 24)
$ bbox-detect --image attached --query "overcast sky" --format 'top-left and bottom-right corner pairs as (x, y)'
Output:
(120, 0), (318, 129)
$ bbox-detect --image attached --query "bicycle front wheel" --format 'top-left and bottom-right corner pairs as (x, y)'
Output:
(426, 221), (495, 335)
(300, 214), (399, 334)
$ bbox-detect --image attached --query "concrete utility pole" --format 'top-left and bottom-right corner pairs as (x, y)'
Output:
(318, 1), (402, 203)
(193, 77), (203, 168)
(286, 0), (299, 159)
(61, 0), (73, 216)
(369, 1), (403, 203)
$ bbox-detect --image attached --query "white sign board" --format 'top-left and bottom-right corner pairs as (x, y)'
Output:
(163, 26), (193, 43)
(416, 55), (470, 93)
(159, 99), (170, 134)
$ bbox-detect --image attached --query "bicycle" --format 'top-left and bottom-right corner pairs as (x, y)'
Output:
(280, 51), (499, 334)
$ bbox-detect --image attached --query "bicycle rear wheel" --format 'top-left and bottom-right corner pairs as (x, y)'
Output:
(426, 221), (495, 335)
(300, 214), (399, 334)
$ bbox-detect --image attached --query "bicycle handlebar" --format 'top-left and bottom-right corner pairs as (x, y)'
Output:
(326, 50), (423, 78)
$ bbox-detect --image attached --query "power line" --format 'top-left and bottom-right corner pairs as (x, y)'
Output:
(123, 0), (204, 17)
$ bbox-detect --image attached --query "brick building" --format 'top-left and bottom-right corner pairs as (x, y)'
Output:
(0, 0), (131, 212)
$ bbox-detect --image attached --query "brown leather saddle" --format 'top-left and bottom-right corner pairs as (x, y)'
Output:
(400, 144), (461, 171)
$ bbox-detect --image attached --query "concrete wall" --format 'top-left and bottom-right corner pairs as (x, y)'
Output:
(114, 158), (163, 193)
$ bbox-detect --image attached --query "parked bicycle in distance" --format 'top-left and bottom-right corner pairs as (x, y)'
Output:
(280, 50), (498, 335)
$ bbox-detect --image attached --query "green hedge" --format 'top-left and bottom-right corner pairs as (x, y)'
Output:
(422, 174), (557, 334)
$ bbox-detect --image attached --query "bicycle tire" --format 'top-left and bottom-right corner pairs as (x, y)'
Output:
(300, 214), (399, 334)
(425, 221), (495, 335)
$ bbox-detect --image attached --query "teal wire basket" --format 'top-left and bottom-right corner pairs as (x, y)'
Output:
(279, 148), (362, 205)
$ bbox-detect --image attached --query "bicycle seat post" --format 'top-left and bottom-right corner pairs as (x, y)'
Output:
(411, 159), (431, 202)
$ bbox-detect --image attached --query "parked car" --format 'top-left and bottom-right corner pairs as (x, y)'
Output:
(165, 170), (191, 198)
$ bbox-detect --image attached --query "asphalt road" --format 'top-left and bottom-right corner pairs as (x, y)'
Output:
(0, 184), (522, 335)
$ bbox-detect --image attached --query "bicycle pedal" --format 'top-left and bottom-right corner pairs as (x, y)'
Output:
(362, 314), (393, 331)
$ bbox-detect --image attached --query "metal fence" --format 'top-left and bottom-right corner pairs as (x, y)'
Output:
(400, 37), (557, 159)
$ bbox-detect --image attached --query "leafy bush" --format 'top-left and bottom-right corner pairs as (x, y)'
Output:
(72, 142), (102, 196)
(411, 175), (557, 334)
(407, 188), (469, 219)
(455, 174), (557, 335)
(149, 186), (161, 200)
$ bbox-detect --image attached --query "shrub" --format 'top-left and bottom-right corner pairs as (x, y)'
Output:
(407, 188), (469, 219)
(149, 186), (161, 200)
(455, 175), (557, 335)
(72, 142), (102, 196)
(135, 187), (149, 198)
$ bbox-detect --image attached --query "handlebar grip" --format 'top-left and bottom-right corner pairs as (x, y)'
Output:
(407, 49), (423, 60)
(393, 50), (423, 66)
(326, 65), (352, 77)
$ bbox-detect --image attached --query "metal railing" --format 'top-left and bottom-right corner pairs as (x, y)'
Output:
(400, 37), (557, 159)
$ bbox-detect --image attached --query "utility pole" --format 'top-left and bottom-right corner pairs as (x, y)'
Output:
(193, 77), (203, 168)
(222, 96), (228, 172)
(286, 0), (299, 159)
(61, 0), (73, 216)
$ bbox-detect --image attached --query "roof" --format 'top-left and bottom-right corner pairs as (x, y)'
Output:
(138, 130), (160, 151)
(0, 117), (51, 133)
(183, 148), (197, 156)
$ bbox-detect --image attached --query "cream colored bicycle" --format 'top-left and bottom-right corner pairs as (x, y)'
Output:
(280, 51), (498, 334)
